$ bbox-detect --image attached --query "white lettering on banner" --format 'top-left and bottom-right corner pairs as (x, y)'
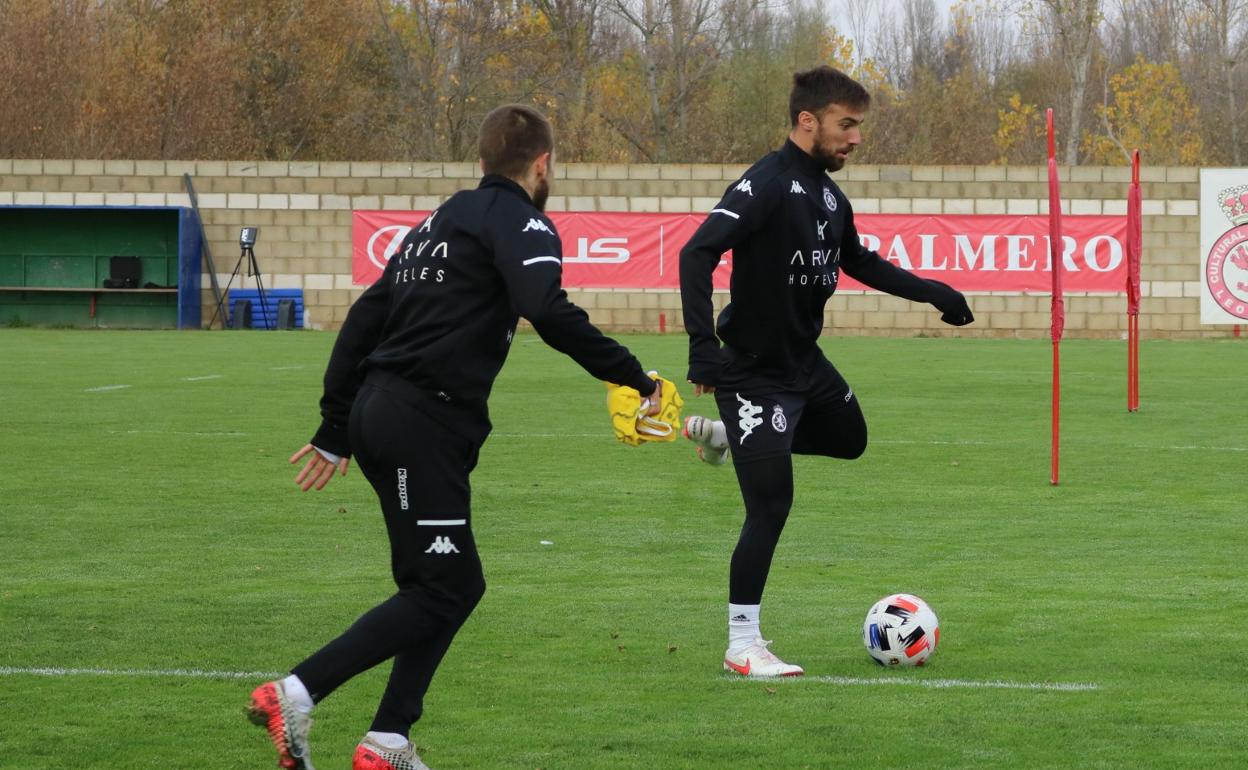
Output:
(918, 234), (943, 270)
(367, 224), (413, 270)
(883, 234), (914, 270)
(565, 237), (630, 264)
(1083, 235), (1123, 272)
(354, 211), (1128, 291)
(953, 235), (997, 271)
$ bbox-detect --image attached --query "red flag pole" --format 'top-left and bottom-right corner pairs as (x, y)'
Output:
(1047, 109), (1065, 486)
(1126, 150), (1142, 412)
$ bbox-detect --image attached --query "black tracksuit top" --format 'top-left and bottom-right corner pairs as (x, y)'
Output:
(680, 139), (963, 385)
(311, 174), (655, 457)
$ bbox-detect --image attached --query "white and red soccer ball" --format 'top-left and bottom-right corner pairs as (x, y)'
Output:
(863, 593), (940, 667)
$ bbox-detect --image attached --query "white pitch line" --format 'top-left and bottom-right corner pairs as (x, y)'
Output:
(84, 384), (132, 393)
(270, 365), (307, 371)
(485, 434), (1248, 453)
(875, 439), (992, 446)
(734, 675), (1099, 692)
(182, 375), (223, 382)
(108, 429), (249, 437)
(1140, 444), (1248, 453)
(492, 433), (603, 438)
(0, 666), (283, 681)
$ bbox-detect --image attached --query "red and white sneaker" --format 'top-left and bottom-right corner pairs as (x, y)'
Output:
(353, 735), (432, 770)
(723, 638), (804, 677)
(247, 680), (315, 770)
(683, 415), (729, 466)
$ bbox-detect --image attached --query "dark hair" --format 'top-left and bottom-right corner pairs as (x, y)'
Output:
(478, 104), (554, 178)
(789, 66), (871, 126)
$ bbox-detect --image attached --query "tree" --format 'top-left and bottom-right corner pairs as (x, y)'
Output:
(1083, 56), (1203, 164)
(1187, 0), (1247, 164)
(1029, 0), (1103, 163)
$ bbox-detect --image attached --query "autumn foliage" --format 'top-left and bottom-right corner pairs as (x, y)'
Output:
(0, 0), (1242, 165)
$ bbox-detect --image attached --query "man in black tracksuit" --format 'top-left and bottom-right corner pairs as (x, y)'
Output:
(247, 105), (659, 770)
(680, 67), (974, 678)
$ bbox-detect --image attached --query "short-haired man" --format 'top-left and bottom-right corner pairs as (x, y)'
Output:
(680, 66), (973, 677)
(247, 104), (660, 770)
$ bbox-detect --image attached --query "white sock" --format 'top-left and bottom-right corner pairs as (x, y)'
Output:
(367, 731), (409, 750)
(709, 420), (728, 450)
(281, 675), (314, 714)
(728, 603), (761, 653)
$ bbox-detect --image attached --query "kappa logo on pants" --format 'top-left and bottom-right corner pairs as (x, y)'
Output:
(736, 394), (764, 445)
(425, 536), (460, 555)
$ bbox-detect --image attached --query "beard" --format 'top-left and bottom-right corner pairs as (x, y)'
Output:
(811, 137), (847, 172)
(532, 176), (550, 212)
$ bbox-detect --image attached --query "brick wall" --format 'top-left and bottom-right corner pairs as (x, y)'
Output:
(0, 159), (1229, 338)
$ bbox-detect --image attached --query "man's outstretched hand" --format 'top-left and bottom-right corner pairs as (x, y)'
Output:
(934, 285), (975, 326)
(290, 444), (350, 491)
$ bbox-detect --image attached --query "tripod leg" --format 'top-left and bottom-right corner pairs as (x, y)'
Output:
(210, 251), (249, 329)
(247, 247), (272, 329)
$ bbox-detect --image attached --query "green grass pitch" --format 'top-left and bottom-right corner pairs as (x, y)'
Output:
(1, 328), (1245, 769)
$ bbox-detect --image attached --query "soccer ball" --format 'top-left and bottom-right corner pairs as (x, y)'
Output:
(862, 593), (940, 667)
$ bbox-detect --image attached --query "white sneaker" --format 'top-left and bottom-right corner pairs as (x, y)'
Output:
(723, 638), (804, 677)
(684, 416), (729, 466)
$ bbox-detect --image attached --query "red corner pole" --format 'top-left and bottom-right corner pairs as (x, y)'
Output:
(1126, 150), (1142, 412)
(1047, 109), (1065, 486)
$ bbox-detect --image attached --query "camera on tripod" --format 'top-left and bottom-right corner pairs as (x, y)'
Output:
(210, 225), (271, 330)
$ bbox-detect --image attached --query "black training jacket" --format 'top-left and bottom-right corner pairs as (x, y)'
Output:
(680, 139), (967, 385)
(311, 174), (655, 457)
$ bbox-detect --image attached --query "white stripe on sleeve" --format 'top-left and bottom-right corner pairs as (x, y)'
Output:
(710, 208), (740, 219)
(522, 256), (561, 266)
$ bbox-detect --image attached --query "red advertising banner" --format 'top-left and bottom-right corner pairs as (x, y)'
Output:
(353, 210), (1127, 292)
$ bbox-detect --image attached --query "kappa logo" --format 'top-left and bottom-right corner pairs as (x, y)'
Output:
(734, 178), (754, 197)
(771, 405), (787, 432)
(817, 220), (828, 240)
(522, 218), (554, 234)
(425, 536), (460, 555)
(396, 468), (409, 511)
(790, 180), (806, 195)
(736, 394), (764, 445)
(823, 186), (837, 212)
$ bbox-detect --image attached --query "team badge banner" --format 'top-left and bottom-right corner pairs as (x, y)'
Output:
(1199, 168), (1248, 324)
(353, 210), (1128, 292)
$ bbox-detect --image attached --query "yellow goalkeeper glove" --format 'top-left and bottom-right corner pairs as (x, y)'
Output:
(605, 372), (684, 446)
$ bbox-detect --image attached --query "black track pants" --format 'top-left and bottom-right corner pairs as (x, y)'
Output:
(722, 375), (868, 606)
(291, 383), (486, 736)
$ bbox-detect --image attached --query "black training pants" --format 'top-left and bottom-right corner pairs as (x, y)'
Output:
(291, 382), (486, 736)
(714, 355), (868, 605)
